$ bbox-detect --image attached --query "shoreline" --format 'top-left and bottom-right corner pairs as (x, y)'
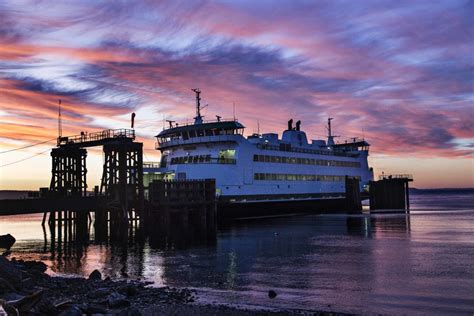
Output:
(0, 254), (348, 315)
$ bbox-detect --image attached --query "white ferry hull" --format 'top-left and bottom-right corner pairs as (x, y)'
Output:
(152, 91), (374, 219)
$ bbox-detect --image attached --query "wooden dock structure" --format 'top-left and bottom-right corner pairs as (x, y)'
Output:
(369, 174), (413, 212)
(148, 179), (217, 243)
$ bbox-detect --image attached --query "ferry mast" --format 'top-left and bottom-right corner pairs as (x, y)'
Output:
(192, 88), (203, 124)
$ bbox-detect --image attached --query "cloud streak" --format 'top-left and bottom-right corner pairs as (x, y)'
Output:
(0, 0), (473, 187)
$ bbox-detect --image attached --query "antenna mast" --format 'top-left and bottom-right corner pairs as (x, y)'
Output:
(326, 117), (339, 146)
(327, 117), (333, 138)
(58, 99), (62, 138)
(192, 88), (203, 124)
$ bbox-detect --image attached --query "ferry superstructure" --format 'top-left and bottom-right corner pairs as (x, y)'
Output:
(152, 89), (373, 215)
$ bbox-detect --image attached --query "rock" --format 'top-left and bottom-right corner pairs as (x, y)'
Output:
(1, 292), (23, 301)
(118, 306), (142, 316)
(268, 290), (277, 299)
(88, 287), (109, 298)
(54, 300), (74, 309)
(107, 292), (130, 308)
(0, 234), (15, 250)
(88, 269), (102, 281)
(58, 305), (82, 316)
(0, 256), (22, 289)
(9, 290), (43, 312)
(84, 304), (109, 314)
(38, 299), (59, 315)
(119, 284), (137, 297)
(56, 279), (68, 288)
(22, 260), (47, 273)
(21, 277), (34, 289)
(0, 277), (15, 294)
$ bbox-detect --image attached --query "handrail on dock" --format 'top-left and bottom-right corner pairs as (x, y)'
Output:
(57, 129), (135, 146)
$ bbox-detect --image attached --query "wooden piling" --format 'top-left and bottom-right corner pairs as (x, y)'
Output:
(345, 176), (362, 213)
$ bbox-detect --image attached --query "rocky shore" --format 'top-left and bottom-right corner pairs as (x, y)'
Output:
(0, 235), (348, 315)
(1, 254), (284, 315)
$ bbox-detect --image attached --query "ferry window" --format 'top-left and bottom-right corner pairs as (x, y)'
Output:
(264, 155), (270, 162)
(271, 156), (276, 163)
(199, 155), (205, 163)
(197, 129), (205, 137)
(253, 155), (258, 162)
(205, 155), (211, 162)
(182, 132), (189, 140)
(205, 129), (213, 136)
(290, 157), (296, 164)
(189, 130), (196, 138)
(214, 129), (221, 136)
(219, 149), (235, 160)
(193, 156), (199, 163)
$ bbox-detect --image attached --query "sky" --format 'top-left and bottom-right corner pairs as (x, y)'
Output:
(0, 0), (473, 190)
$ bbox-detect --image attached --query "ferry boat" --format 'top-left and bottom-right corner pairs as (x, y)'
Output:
(150, 89), (373, 218)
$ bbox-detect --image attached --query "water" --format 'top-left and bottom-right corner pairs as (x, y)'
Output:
(1, 191), (473, 314)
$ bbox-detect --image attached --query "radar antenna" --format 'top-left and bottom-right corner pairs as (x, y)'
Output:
(166, 120), (175, 129)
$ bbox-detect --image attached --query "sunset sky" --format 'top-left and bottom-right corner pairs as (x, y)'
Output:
(0, 0), (473, 190)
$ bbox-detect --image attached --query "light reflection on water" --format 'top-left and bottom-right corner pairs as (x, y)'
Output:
(0, 193), (473, 314)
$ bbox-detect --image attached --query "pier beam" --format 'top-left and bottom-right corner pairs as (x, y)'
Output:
(100, 141), (144, 221)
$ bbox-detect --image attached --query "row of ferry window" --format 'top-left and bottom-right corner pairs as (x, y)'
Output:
(171, 155), (211, 164)
(254, 173), (361, 182)
(253, 155), (360, 168)
(170, 155), (236, 164)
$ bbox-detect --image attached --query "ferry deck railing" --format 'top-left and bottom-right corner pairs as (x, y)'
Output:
(379, 174), (413, 181)
(156, 134), (241, 149)
(160, 118), (239, 130)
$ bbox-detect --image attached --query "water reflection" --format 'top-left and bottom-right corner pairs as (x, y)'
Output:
(1, 202), (473, 314)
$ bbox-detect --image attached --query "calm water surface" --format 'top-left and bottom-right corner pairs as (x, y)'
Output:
(1, 192), (473, 315)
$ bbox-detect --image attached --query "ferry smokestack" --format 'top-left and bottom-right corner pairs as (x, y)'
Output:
(131, 112), (136, 129)
(296, 120), (301, 131)
(288, 119), (293, 131)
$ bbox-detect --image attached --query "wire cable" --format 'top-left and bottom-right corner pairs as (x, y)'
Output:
(0, 137), (57, 154)
(0, 148), (51, 168)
